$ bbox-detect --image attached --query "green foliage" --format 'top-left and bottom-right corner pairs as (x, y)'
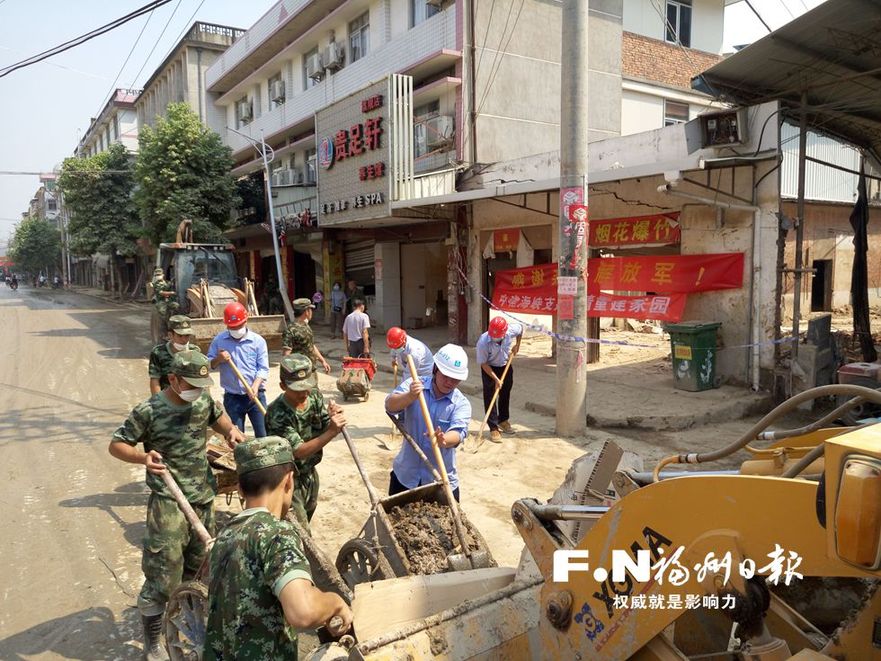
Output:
(9, 216), (61, 274)
(58, 142), (140, 257)
(136, 103), (239, 243)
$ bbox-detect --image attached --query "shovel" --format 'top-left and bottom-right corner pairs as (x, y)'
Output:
(387, 412), (442, 482)
(378, 363), (401, 451)
(226, 355), (267, 416)
(468, 351), (516, 454)
(405, 355), (490, 571)
(161, 469), (214, 550)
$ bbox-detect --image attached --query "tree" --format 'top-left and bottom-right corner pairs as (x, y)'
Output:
(9, 216), (61, 276)
(136, 103), (239, 244)
(59, 142), (140, 295)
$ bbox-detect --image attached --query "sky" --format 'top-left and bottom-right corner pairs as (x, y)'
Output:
(0, 0), (827, 250)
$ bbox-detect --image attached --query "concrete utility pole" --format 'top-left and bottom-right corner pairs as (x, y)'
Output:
(556, 0), (589, 437)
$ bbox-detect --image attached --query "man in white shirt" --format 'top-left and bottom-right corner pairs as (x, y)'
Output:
(342, 299), (371, 357)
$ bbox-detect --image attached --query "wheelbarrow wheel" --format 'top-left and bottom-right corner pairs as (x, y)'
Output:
(335, 538), (388, 589)
(165, 580), (208, 661)
(363, 391), (370, 402)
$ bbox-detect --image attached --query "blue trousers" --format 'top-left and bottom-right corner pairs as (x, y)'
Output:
(223, 391), (268, 438)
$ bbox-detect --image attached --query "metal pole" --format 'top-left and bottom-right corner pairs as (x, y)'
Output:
(556, 0), (589, 437)
(791, 92), (808, 363)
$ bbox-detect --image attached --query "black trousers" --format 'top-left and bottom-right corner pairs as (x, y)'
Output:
(481, 364), (514, 431)
(389, 470), (459, 502)
(346, 338), (365, 358)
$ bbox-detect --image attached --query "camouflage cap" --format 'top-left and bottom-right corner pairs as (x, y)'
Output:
(234, 436), (294, 476)
(167, 315), (195, 336)
(280, 353), (317, 392)
(153, 267), (164, 276)
(293, 297), (316, 314)
(170, 350), (214, 387)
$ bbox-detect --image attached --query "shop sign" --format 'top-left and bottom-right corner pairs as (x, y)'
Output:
(493, 228), (520, 252)
(589, 213), (681, 248)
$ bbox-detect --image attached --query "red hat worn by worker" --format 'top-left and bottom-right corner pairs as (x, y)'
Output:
(386, 326), (407, 350)
(223, 302), (248, 328)
(488, 316), (508, 339)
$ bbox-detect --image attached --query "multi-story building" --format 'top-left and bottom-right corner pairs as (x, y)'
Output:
(135, 22), (245, 133)
(76, 89), (140, 157)
(25, 174), (60, 226)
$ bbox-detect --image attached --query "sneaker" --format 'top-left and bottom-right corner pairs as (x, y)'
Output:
(499, 421), (516, 435)
(489, 430), (503, 443)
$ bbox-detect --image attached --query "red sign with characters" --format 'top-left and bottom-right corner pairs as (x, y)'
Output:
(587, 293), (686, 322)
(587, 253), (744, 294)
(589, 213), (681, 248)
(493, 228), (520, 252)
(491, 263), (557, 313)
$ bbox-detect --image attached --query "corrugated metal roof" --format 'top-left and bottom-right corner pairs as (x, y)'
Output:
(780, 121), (863, 202)
(693, 0), (881, 166)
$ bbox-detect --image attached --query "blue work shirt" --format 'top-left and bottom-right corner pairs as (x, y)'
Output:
(206, 329), (270, 395)
(387, 376), (472, 490)
(476, 322), (523, 367)
(392, 336), (434, 378)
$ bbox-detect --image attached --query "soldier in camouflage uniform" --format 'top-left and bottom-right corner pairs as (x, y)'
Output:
(151, 267), (180, 340)
(109, 351), (245, 661)
(204, 437), (352, 660)
(148, 315), (200, 395)
(281, 298), (331, 374)
(265, 354), (346, 534)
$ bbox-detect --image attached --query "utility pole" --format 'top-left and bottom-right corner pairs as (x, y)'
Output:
(556, 0), (589, 437)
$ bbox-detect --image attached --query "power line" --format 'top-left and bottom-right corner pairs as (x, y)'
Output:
(94, 9), (157, 119)
(0, 0), (174, 79)
(127, 0), (185, 89)
(744, 0), (773, 32)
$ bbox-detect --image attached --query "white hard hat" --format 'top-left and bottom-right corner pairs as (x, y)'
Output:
(434, 343), (469, 380)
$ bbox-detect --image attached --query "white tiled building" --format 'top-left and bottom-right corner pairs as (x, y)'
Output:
(76, 89), (140, 157)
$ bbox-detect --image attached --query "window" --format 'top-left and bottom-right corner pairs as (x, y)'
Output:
(47, 199), (57, 212)
(305, 148), (317, 184)
(665, 0), (691, 47)
(349, 12), (370, 63)
(269, 73), (285, 107)
(664, 100), (689, 126)
(304, 47), (320, 90)
(411, 0), (440, 28)
(413, 100), (440, 158)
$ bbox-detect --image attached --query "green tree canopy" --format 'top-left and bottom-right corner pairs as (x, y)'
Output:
(9, 216), (61, 274)
(58, 142), (139, 257)
(135, 103), (239, 244)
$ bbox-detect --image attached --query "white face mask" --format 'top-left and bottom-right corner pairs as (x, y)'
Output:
(172, 341), (189, 351)
(229, 326), (247, 339)
(333, 284), (340, 291)
(173, 381), (203, 402)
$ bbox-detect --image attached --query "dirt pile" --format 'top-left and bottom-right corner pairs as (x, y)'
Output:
(387, 500), (484, 575)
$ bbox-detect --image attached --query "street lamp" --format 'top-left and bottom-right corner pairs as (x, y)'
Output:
(226, 126), (294, 321)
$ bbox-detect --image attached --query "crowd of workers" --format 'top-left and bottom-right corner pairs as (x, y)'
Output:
(109, 278), (523, 660)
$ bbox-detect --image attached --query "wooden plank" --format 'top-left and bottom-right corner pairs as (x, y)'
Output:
(352, 567), (516, 641)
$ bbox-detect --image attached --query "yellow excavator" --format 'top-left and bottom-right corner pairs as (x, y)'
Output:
(311, 384), (881, 660)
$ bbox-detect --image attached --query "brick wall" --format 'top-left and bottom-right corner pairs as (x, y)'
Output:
(622, 32), (722, 90)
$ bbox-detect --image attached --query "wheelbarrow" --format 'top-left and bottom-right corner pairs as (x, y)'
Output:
(333, 418), (496, 590)
(337, 356), (376, 402)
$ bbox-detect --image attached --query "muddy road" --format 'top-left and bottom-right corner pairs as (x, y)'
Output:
(0, 286), (796, 659)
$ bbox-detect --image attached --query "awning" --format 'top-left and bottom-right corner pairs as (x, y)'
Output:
(693, 0), (881, 167)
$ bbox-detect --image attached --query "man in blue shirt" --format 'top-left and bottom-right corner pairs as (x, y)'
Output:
(386, 343), (471, 501)
(476, 316), (522, 443)
(386, 327), (434, 378)
(207, 302), (271, 437)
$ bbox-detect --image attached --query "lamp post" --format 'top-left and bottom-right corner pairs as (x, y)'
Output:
(226, 126), (294, 321)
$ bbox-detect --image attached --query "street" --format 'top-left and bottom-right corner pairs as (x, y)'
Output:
(0, 286), (797, 659)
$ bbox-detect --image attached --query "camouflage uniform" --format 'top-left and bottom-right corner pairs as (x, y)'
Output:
(112, 352), (222, 615)
(148, 317), (200, 389)
(265, 355), (328, 533)
(281, 322), (315, 362)
(151, 273), (180, 337)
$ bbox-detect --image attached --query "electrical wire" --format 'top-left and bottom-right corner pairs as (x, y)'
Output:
(127, 0), (185, 89)
(744, 0), (773, 32)
(95, 8), (157, 119)
(0, 0), (174, 79)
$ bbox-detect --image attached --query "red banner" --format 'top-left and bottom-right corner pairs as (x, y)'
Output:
(493, 228), (520, 252)
(492, 263), (557, 313)
(588, 253), (744, 293)
(589, 213), (681, 248)
(587, 293), (686, 322)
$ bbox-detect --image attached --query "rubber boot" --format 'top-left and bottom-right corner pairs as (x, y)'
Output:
(141, 613), (169, 661)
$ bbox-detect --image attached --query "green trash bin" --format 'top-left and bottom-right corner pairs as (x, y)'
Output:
(665, 321), (722, 392)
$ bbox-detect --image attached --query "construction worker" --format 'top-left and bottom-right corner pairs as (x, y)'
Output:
(281, 297), (331, 374)
(204, 437), (352, 660)
(151, 267), (179, 340)
(387, 327), (434, 378)
(148, 315), (199, 395)
(109, 350), (245, 661)
(265, 354), (347, 533)
(477, 316), (523, 442)
(386, 344), (471, 501)
(342, 298), (371, 358)
(207, 302), (270, 437)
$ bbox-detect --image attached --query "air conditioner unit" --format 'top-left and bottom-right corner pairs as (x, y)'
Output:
(236, 100), (253, 123)
(424, 115), (454, 149)
(270, 80), (286, 103)
(323, 42), (344, 72)
(306, 53), (324, 80)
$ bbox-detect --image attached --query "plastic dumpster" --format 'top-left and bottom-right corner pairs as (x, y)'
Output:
(665, 321), (722, 392)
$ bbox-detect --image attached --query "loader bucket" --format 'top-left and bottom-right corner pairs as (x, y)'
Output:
(187, 314), (287, 352)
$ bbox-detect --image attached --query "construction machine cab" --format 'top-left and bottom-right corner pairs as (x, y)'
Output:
(156, 243), (239, 313)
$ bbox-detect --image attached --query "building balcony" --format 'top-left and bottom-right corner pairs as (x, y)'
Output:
(222, 6), (458, 156)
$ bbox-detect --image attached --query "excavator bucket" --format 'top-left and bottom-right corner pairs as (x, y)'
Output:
(187, 314), (287, 352)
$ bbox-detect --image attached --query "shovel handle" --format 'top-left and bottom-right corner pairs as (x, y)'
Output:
(387, 412), (441, 482)
(340, 424), (382, 508)
(161, 470), (213, 548)
(227, 357), (267, 416)
(475, 352), (516, 443)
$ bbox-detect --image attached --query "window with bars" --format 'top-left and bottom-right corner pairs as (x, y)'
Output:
(665, 0), (692, 47)
(664, 100), (690, 126)
(349, 12), (370, 63)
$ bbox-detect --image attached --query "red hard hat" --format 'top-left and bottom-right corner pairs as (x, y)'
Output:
(224, 302), (248, 328)
(387, 327), (407, 349)
(488, 316), (508, 339)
